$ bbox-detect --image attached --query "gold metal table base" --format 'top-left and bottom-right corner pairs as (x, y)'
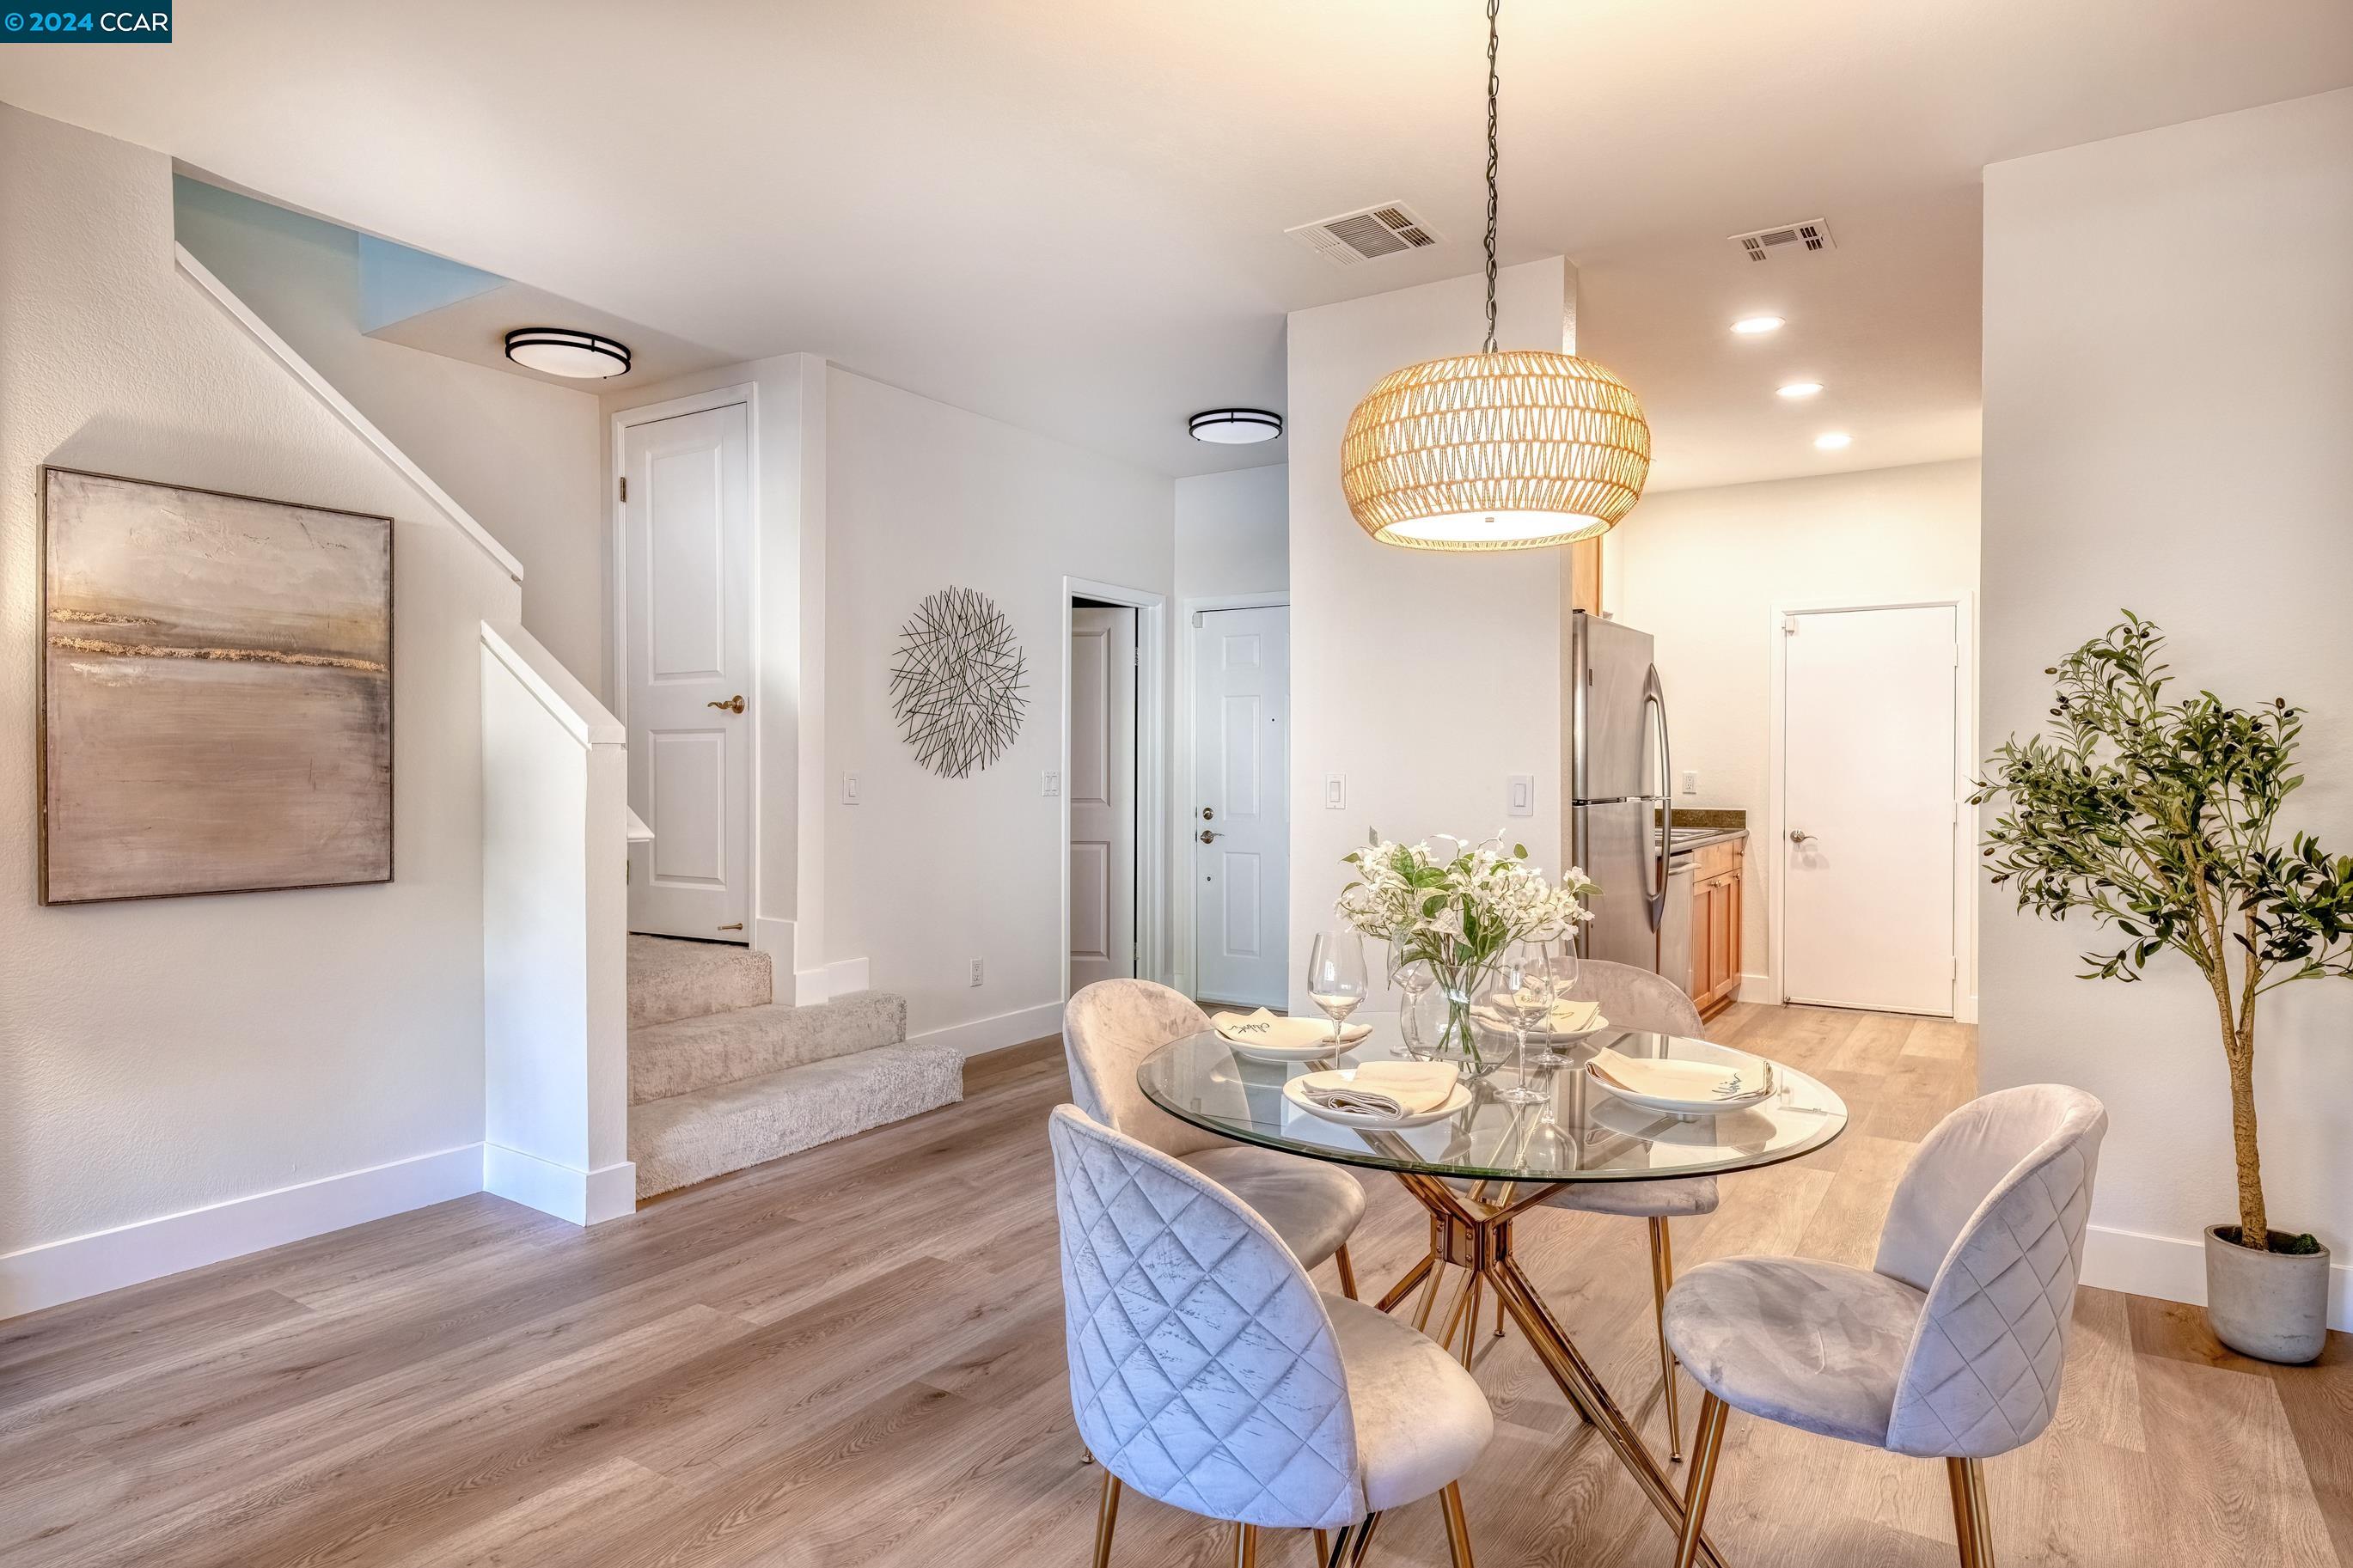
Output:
(1374, 1171), (1728, 1568)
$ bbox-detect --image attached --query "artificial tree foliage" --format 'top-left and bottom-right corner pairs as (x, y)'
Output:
(1974, 613), (2353, 1253)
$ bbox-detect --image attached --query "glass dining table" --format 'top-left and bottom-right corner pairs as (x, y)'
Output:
(1138, 1019), (1849, 1568)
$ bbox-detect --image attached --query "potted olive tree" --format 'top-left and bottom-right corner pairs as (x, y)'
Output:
(1975, 613), (2350, 1363)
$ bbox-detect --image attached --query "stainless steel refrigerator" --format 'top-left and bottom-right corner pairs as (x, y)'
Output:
(1567, 611), (1690, 987)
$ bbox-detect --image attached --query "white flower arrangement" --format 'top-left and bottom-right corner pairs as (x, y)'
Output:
(1337, 831), (1598, 1059)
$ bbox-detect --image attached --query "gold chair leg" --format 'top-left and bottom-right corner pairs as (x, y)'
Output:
(1091, 1472), (1121, 1568)
(1313, 1528), (1330, 1564)
(1439, 1480), (1476, 1568)
(1232, 1522), (1259, 1568)
(1649, 1216), (1684, 1461)
(1946, 1457), (1994, 1568)
(1672, 1392), (1728, 1568)
(1335, 1243), (1360, 1301)
(1344, 1512), (1384, 1565)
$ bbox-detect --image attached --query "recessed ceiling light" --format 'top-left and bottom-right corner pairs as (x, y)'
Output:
(1731, 315), (1786, 336)
(1776, 381), (1824, 399)
(1814, 431), (1852, 450)
(1189, 408), (1283, 445)
(504, 327), (631, 379)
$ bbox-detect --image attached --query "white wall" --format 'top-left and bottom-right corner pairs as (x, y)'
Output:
(1606, 458), (1981, 996)
(172, 177), (608, 693)
(1175, 463), (1287, 601)
(824, 368), (1175, 1052)
(1286, 259), (1571, 1012)
(0, 107), (518, 1309)
(1982, 88), (2353, 1323)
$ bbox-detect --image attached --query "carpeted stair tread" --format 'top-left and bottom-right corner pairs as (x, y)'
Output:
(629, 990), (908, 1104)
(627, 934), (773, 1028)
(629, 1041), (965, 1199)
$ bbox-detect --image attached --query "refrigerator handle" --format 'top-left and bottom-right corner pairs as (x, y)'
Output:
(1642, 664), (1672, 931)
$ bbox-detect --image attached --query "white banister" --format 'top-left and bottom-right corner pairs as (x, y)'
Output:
(480, 621), (635, 1223)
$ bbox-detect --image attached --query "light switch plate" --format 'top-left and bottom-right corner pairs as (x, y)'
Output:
(1681, 770), (1700, 796)
(1506, 773), (1535, 818)
(1042, 770), (1061, 797)
(842, 771), (861, 806)
(1323, 773), (1347, 811)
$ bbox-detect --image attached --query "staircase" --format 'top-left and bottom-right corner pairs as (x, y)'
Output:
(626, 936), (963, 1199)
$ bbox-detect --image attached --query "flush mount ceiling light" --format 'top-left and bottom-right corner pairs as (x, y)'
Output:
(504, 327), (631, 380)
(1731, 315), (1786, 336)
(1815, 431), (1853, 450)
(1189, 408), (1284, 445)
(1776, 381), (1824, 399)
(1341, 0), (1649, 552)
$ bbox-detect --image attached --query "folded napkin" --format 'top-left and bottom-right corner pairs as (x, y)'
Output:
(1299, 1059), (1461, 1119)
(1213, 1008), (1362, 1050)
(1588, 1046), (1770, 1102)
(1470, 995), (1601, 1034)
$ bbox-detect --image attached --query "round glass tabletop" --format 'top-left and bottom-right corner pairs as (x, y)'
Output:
(1136, 1019), (1848, 1186)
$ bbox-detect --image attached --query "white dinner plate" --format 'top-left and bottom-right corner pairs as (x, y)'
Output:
(1282, 1072), (1471, 1130)
(1583, 1056), (1777, 1117)
(1469, 1006), (1610, 1042)
(1224, 1024), (1371, 1063)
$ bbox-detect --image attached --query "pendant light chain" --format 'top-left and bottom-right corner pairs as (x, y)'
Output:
(1482, 0), (1500, 353)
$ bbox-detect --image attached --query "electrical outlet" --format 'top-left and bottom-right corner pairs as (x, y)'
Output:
(1506, 773), (1535, 818)
(1042, 770), (1061, 797)
(969, 957), (985, 987)
(1681, 770), (1699, 796)
(842, 771), (862, 806)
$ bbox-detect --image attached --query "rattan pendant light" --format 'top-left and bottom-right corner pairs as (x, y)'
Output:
(1342, 0), (1650, 551)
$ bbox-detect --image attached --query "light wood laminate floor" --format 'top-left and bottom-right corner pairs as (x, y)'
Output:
(3, 1003), (2346, 1567)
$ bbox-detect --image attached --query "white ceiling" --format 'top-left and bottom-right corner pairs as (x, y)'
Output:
(3, 2), (2349, 483)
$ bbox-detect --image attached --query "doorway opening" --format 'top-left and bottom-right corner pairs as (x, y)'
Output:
(1060, 578), (1167, 1001)
(1769, 594), (1974, 1019)
(1181, 594), (1290, 1011)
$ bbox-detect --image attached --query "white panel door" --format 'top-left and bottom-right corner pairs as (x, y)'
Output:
(1069, 606), (1138, 991)
(1192, 606), (1289, 1008)
(1782, 603), (1957, 1016)
(623, 402), (753, 941)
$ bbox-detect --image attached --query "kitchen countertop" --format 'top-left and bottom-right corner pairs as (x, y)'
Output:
(1658, 808), (1748, 855)
(1668, 826), (1747, 853)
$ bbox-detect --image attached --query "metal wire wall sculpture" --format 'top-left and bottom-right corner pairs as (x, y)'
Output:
(888, 586), (1028, 778)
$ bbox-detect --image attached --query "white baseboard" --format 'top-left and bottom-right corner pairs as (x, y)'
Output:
(912, 1000), (1064, 1059)
(0, 1143), (484, 1320)
(825, 956), (870, 995)
(782, 954), (871, 1007)
(1736, 972), (1776, 1004)
(2084, 1223), (2352, 1333)
(753, 916), (797, 968)
(483, 1144), (637, 1226)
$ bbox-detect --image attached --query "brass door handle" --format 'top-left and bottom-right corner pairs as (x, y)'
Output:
(707, 694), (745, 714)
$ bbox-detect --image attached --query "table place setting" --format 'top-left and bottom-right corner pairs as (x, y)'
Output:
(1285, 1059), (1468, 1129)
(1584, 1044), (1777, 1115)
(1210, 1005), (1371, 1062)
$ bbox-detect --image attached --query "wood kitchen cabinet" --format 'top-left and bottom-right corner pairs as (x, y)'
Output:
(1687, 836), (1745, 1021)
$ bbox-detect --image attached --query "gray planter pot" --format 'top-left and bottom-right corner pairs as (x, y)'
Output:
(2203, 1225), (2332, 1364)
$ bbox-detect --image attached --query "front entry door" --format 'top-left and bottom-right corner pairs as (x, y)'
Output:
(622, 402), (752, 940)
(1782, 602), (1957, 1015)
(1069, 605), (1139, 991)
(1192, 605), (1289, 1008)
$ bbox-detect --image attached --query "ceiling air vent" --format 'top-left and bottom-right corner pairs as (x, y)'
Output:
(1729, 218), (1835, 262)
(1287, 202), (1441, 267)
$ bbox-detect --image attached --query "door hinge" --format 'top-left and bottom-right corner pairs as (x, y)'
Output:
(619, 475), (628, 503)
(1782, 614), (1800, 636)
(1192, 610), (1203, 628)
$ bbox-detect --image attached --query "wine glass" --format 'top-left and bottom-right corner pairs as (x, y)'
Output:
(1305, 930), (1369, 1052)
(1482, 939), (1558, 1105)
(1527, 939), (1584, 1067)
(1390, 945), (1437, 1057)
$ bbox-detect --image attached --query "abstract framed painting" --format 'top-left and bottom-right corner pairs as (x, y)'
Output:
(38, 467), (395, 904)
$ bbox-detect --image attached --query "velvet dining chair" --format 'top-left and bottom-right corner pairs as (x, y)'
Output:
(1062, 979), (1367, 1296)
(1049, 1104), (1494, 1566)
(1659, 1084), (2107, 1567)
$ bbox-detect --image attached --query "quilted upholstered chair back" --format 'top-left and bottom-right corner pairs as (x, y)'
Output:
(1877, 1085), (2107, 1458)
(1063, 979), (1221, 1158)
(1577, 958), (1705, 1039)
(1048, 1106), (1366, 1529)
